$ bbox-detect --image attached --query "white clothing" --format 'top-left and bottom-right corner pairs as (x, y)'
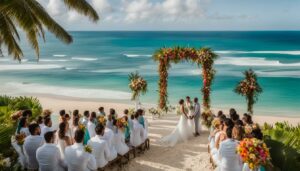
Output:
(20, 127), (30, 137)
(87, 135), (110, 168)
(41, 126), (53, 137)
(103, 128), (117, 161)
(23, 135), (44, 169)
(71, 126), (78, 139)
(57, 138), (68, 159)
(130, 119), (144, 147)
(65, 143), (97, 171)
(11, 138), (26, 168)
(81, 117), (88, 126)
(39, 124), (45, 130)
(113, 130), (129, 155)
(87, 121), (96, 138)
(143, 118), (149, 141)
(217, 139), (242, 171)
(36, 143), (66, 171)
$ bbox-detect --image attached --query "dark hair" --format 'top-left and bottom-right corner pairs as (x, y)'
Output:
(137, 109), (144, 116)
(186, 96), (190, 100)
(124, 109), (129, 115)
(84, 111), (90, 117)
(229, 108), (237, 116)
(95, 124), (105, 135)
(65, 114), (70, 119)
(226, 127), (233, 138)
(59, 110), (66, 117)
(134, 111), (140, 119)
(251, 128), (263, 140)
(22, 110), (32, 117)
(231, 113), (240, 121)
(28, 123), (40, 135)
(112, 118), (117, 126)
(58, 122), (67, 139)
(131, 114), (134, 120)
(44, 117), (51, 126)
(243, 113), (253, 125)
(220, 114), (227, 124)
(74, 129), (85, 143)
(109, 108), (116, 115)
(194, 97), (198, 102)
(73, 110), (79, 117)
(99, 107), (104, 111)
(233, 125), (244, 141)
(44, 131), (55, 143)
(217, 111), (223, 117)
(37, 116), (43, 124)
(224, 118), (234, 129)
(19, 117), (27, 128)
(90, 112), (96, 121)
(179, 99), (184, 105)
(73, 117), (79, 126)
(235, 119), (244, 127)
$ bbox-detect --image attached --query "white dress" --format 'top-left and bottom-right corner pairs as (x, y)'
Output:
(57, 138), (67, 159)
(160, 105), (193, 147)
(186, 102), (196, 134)
(113, 130), (129, 155)
(103, 128), (118, 161)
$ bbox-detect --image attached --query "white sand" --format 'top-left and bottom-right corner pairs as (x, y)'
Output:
(37, 96), (300, 171)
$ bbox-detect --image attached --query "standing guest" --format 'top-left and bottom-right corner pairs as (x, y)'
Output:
(65, 129), (97, 171)
(98, 107), (106, 117)
(87, 112), (97, 138)
(87, 124), (110, 168)
(217, 111), (224, 118)
(71, 117), (80, 139)
(217, 128), (243, 171)
(106, 112), (113, 129)
(81, 111), (90, 126)
(242, 113), (253, 126)
(109, 108), (117, 119)
(41, 117), (53, 137)
(103, 121), (118, 162)
(112, 120), (129, 155)
(42, 109), (52, 118)
(37, 116), (44, 130)
(137, 109), (145, 128)
(130, 112), (144, 147)
(23, 123), (44, 170)
(57, 122), (72, 159)
(36, 131), (66, 171)
(18, 117), (30, 136)
(232, 125), (244, 141)
(22, 109), (32, 118)
(59, 110), (66, 123)
(72, 109), (79, 119)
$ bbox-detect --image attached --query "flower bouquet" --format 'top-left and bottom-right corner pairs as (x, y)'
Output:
(84, 145), (92, 153)
(237, 138), (271, 170)
(148, 107), (162, 119)
(116, 118), (128, 131)
(128, 72), (148, 109)
(98, 116), (107, 125)
(201, 110), (214, 128)
(15, 133), (26, 145)
(78, 123), (86, 131)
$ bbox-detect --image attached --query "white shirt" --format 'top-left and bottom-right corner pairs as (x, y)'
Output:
(103, 128), (117, 161)
(65, 143), (97, 171)
(87, 121), (96, 138)
(87, 135), (110, 168)
(36, 143), (66, 171)
(218, 139), (243, 171)
(130, 119), (144, 147)
(20, 127), (30, 136)
(41, 126), (53, 137)
(23, 135), (44, 169)
(81, 117), (88, 126)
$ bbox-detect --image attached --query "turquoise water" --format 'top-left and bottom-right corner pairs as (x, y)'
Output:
(1, 31), (300, 116)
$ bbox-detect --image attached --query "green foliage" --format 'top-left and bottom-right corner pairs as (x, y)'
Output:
(0, 95), (12, 106)
(263, 122), (300, 170)
(8, 96), (42, 119)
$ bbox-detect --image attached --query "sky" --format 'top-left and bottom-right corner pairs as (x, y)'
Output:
(39, 0), (300, 31)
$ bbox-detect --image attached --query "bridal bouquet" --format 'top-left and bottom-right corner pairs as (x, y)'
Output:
(128, 72), (148, 100)
(98, 116), (107, 125)
(237, 138), (271, 170)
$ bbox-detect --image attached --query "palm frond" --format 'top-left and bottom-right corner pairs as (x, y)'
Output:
(63, 0), (99, 22)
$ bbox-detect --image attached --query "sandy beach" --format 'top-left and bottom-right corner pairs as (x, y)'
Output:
(35, 96), (300, 171)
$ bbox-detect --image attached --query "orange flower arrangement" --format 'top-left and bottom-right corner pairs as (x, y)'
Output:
(98, 116), (107, 125)
(237, 138), (271, 170)
(15, 133), (26, 145)
(116, 118), (128, 130)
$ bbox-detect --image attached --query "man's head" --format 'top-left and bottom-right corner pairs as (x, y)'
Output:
(194, 97), (198, 103)
(22, 109), (32, 118)
(74, 129), (85, 143)
(90, 112), (96, 121)
(124, 109), (129, 115)
(83, 110), (90, 118)
(44, 131), (56, 143)
(98, 107), (104, 112)
(226, 127), (233, 139)
(59, 110), (66, 117)
(95, 124), (105, 136)
(186, 96), (190, 101)
(44, 116), (52, 127)
(28, 123), (41, 136)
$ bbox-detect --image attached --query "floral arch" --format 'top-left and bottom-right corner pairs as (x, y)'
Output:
(153, 47), (218, 111)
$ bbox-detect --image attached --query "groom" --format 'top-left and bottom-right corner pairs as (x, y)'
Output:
(191, 97), (201, 136)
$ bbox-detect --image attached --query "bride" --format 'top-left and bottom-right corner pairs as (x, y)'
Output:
(160, 99), (194, 147)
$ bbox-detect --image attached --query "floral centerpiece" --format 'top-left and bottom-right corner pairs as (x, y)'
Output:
(237, 138), (271, 170)
(128, 72), (148, 109)
(98, 116), (107, 126)
(201, 110), (214, 128)
(149, 107), (162, 118)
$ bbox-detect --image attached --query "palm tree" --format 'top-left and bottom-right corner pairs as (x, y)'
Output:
(0, 0), (99, 61)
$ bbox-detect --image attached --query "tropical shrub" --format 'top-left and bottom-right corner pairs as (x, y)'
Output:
(8, 96), (42, 119)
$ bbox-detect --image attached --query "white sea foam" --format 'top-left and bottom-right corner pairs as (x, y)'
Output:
(53, 54), (67, 57)
(216, 50), (300, 55)
(88, 68), (135, 73)
(257, 70), (300, 78)
(39, 59), (69, 62)
(3, 82), (131, 100)
(71, 57), (98, 61)
(0, 64), (63, 71)
(123, 54), (152, 58)
(216, 57), (300, 67)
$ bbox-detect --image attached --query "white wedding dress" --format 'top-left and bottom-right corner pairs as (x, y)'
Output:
(160, 104), (194, 147)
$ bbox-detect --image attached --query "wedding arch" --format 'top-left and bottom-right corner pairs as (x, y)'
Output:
(153, 47), (218, 111)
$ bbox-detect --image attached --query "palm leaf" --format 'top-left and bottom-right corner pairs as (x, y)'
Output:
(63, 0), (99, 22)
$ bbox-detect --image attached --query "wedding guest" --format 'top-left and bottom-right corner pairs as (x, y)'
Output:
(98, 107), (105, 117)
(81, 110), (90, 126)
(72, 117), (80, 139)
(130, 112), (144, 147)
(59, 110), (66, 122)
(72, 109), (79, 118)
(106, 112), (113, 129)
(87, 112), (97, 138)
(137, 109), (145, 128)
(41, 116), (53, 137)
(103, 120), (117, 161)
(65, 129), (97, 171)
(232, 125), (244, 141)
(217, 128), (243, 171)
(123, 109), (131, 141)
(242, 113), (253, 125)
(217, 111), (224, 118)
(112, 119), (129, 155)
(65, 114), (71, 124)
(230, 113), (240, 124)
(36, 131), (66, 171)
(37, 116), (44, 130)
(87, 124), (110, 168)
(209, 118), (221, 151)
(251, 127), (263, 140)
(109, 108), (116, 119)
(22, 109), (32, 118)
(23, 123), (44, 170)
(42, 109), (52, 118)
(235, 119), (244, 127)
(229, 108), (237, 116)
(18, 117), (30, 136)
(57, 122), (72, 159)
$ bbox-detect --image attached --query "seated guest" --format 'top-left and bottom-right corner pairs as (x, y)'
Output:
(217, 110), (224, 118)
(137, 109), (145, 128)
(235, 120), (244, 127)
(103, 121), (117, 161)
(109, 108), (117, 119)
(209, 118), (221, 151)
(112, 119), (129, 155)
(130, 112), (144, 147)
(18, 117), (30, 136)
(59, 110), (66, 123)
(98, 107), (105, 117)
(251, 127), (263, 140)
(242, 113), (253, 126)
(87, 112), (97, 138)
(72, 109), (79, 119)
(81, 110), (90, 126)
(232, 125), (244, 141)
(88, 124), (110, 168)
(106, 112), (113, 129)
(217, 128), (242, 171)
(23, 123), (44, 170)
(65, 130), (97, 171)
(41, 116), (53, 137)
(122, 109), (131, 141)
(57, 122), (72, 159)
(42, 109), (52, 118)
(22, 109), (32, 118)
(37, 116), (44, 130)
(36, 131), (66, 171)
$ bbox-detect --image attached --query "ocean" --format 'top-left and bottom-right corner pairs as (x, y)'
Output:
(0, 31), (300, 116)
